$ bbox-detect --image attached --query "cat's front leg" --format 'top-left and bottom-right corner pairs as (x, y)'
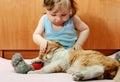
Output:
(28, 60), (64, 74)
(27, 69), (46, 74)
(28, 64), (51, 74)
(31, 57), (42, 64)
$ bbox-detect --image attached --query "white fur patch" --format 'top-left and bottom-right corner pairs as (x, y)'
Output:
(72, 65), (104, 81)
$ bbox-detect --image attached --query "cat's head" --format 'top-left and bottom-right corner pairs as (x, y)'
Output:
(38, 41), (63, 61)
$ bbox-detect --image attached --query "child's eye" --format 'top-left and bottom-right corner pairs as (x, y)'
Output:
(51, 14), (56, 16)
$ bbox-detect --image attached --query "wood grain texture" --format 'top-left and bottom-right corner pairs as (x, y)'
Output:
(76, 0), (120, 49)
(0, 0), (44, 49)
(3, 50), (39, 59)
(0, 0), (120, 50)
(2, 49), (120, 59)
(0, 50), (2, 57)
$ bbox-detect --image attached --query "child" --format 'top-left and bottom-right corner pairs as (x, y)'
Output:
(33, 0), (89, 52)
(11, 0), (89, 74)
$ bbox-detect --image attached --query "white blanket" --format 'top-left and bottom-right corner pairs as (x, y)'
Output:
(0, 54), (116, 82)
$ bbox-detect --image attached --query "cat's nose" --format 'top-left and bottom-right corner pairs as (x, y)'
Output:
(45, 56), (48, 60)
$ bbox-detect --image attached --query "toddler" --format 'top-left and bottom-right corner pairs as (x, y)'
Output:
(33, 0), (89, 52)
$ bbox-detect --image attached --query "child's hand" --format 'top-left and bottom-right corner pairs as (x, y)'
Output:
(40, 39), (51, 53)
(73, 43), (83, 50)
(40, 39), (48, 53)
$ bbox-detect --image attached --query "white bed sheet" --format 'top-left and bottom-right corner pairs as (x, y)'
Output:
(0, 54), (116, 82)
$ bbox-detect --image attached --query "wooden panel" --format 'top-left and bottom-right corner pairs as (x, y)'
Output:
(3, 50), (39, 59)
(0, 0), (44, 50)
(0, 0), (120, 50)
(76, 0), (120, 49)
(95, 49), (120, 56)
(0, 50), (2, 57)
(3, 49), (120, 59)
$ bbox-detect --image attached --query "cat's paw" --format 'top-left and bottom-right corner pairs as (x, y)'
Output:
(27, 71), (36, 74)
(66, 69), (74, 74)
(72, 72), (84, 81)
(31, 57), (42, 64)
(28, 70), (44, 74)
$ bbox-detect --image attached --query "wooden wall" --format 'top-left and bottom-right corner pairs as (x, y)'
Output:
(0, 0), (120, 59)
(0, 50), (2, 57)
(76, 0), (120, 49)
(0, 0), (44, 50)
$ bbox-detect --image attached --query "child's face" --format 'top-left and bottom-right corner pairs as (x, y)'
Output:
(46, 8), (70, 26)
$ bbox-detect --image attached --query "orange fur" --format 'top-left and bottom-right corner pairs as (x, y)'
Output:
(35, 41), (120, 81)
(114, 66), (120, 82)
(69, 50), (119, 79)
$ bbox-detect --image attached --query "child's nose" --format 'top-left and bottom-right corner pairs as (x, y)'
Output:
(56, 17), (62, 21)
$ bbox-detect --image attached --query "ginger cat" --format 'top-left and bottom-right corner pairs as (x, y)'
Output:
(28, 41), (120, 81)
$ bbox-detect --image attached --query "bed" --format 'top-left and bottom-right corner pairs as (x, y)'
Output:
(0, 53), (118, 82)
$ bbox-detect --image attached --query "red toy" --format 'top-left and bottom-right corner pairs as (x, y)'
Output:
(31, 62), (44, 70)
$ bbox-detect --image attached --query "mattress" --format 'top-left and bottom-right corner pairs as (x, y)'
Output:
(0, 54), (116, 82)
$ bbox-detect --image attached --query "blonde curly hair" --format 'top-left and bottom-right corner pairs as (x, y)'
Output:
(43, 0), (77, 18)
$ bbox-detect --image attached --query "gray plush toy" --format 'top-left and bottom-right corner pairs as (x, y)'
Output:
(115, 51), (120, 62)
(11, 53), (34, 74)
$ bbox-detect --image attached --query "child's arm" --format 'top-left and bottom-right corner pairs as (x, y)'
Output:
(73, 15), (90, 50)
(33, 15), (48, 52)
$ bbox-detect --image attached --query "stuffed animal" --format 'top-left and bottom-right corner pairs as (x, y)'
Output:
(115, 51), (120, 62)
(11, 53), (44, 74)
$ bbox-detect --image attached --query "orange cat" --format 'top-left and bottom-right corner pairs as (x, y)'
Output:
(28, 41), (120, 81)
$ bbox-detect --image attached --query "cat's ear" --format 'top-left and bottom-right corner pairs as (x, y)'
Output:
(47, 40), (63, 50)
(53, 40), (59, 43)
(53, 40), (62, 47)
